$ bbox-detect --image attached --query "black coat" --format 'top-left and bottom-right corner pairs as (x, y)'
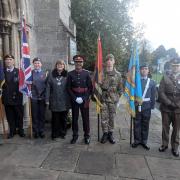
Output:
(46, 69), (71, 112)
(2, 67), (23, 105)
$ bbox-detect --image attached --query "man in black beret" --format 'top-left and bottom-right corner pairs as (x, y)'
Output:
(67, 55), (93, 144)
(159, 57), (180, 157)
(2, 55), (25, 138)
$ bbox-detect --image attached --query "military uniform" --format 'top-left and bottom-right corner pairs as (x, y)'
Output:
(133, 77), (156, 148)
(2, 67), (24, 138)
(159, 69), (180, 156)
(67, 55), (92, 144)
(101, 69), (122, 133)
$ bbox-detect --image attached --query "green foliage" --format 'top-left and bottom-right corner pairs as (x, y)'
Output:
(151, 45), (179, 65)
(139, 42), (179, 66)
(151, 45), (167, 64)
(71, 0), (137, 71)
(152, 73), (163, 84)
(139, 39), (153, 65)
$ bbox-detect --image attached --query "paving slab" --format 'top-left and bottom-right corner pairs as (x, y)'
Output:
(120, 142), (180, 160)
(0, 144), (18, 163)
(105, 177), (140, 180)
(146, 156), (180, 180)
(2, 166), (60, 180)
(88, 141), (121, 153)
(114, 154), (153, 180)
(4, 144), (52, 167)
(42, 146), (80, 171)
(58, 171), (105, 180)
(76, 151), (115, 176)
(0, 164), (14, 180)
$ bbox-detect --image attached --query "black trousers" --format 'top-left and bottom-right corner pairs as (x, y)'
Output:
(4, 105), (24, 134)
(31, 99), (46, 134)
(71, 101), (90, 138)
(51, 111), (68, 137)
(133, 109), (151, 144)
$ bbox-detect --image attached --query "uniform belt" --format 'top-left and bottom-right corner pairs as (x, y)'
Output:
(72, 87), (88, 93)
(143, 98), (150, 102)
(166, 92), (180, 96)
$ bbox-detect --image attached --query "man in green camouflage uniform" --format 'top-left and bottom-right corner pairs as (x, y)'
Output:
(100, 54), (123, 144)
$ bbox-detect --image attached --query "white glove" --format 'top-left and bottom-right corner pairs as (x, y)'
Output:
(76, 97), (83, 104)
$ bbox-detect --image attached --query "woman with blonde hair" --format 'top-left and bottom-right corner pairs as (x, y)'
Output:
(46, 60), (70, 140)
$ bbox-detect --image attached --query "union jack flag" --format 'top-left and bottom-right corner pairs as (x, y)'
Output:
(19, 16), (32, 97)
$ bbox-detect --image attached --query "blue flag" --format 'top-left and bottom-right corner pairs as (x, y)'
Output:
(124, 43), (142, 117)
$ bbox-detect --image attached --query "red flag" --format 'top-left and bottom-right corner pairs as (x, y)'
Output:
(93, 34), (103, 113)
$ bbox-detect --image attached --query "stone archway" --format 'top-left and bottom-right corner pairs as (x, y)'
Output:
(0, 0), (20, 60)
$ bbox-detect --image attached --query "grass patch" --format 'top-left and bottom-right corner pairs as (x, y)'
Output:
(152, 73), (163, 84)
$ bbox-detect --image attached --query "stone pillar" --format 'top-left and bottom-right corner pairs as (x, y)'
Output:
(0, 20), (11, 56)
(3, 34), (10, 55)
(11, 24), (20, 65)
(0, 35), (2, 58)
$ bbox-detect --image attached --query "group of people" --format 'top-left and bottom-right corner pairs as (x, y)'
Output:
(0, 54), (180, 158)
(131, 58), (180, 158)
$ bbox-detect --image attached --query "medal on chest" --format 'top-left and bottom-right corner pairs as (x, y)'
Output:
(56, 77), (63, 86)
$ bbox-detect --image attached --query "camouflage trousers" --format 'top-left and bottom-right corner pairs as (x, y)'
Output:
(101, 102), (116, 133)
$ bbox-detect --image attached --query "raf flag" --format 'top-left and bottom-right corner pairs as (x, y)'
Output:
(19, 16), (32, 97)
(124, 43), (142, 118)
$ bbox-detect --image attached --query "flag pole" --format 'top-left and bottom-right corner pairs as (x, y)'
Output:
(0, 99), (6, 139)
(97, 108), (100, 141)
(28, 98), (33, 139)
(130, 116), (133, 145)
(98, 32), (100, 142)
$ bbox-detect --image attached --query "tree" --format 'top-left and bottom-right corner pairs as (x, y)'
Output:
(139, 39), (153, 65)
(151, 45), (166, 65)
(71, 0), (138, 71)
(166, 48), (178, 59)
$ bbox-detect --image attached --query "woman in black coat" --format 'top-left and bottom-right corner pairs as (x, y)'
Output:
(46, 60), (70, 140)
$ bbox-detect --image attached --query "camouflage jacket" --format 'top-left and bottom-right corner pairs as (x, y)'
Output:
(159, 73), (180, 112)
(100, 69), (123, 104)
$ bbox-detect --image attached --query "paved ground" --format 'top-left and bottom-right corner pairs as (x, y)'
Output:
(0, 97), (180, 180)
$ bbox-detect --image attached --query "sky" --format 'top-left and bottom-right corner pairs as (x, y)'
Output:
(132, 0), (180, 53)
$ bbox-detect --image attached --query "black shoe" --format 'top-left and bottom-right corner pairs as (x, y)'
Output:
(70, 136), (78, 144)
(39, 132), (45, 139)
(108, 132), (116, 144)
(172, 149), (179, 157)
(131, 143), (139, 148)
(84, 137), (90, 144)
(33, 133), (39, 139)
(8, 133), (14, 139)
(59, 135), (65, 139)
(51, 134), (57, 140)
(141, 143), (150, 150)
(19, 133), (25, 137)
(59, 132), (66, 139)
(100, 133), (109, 144)
(159, 145), (168, 152)
(18, 129), (25, 137)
